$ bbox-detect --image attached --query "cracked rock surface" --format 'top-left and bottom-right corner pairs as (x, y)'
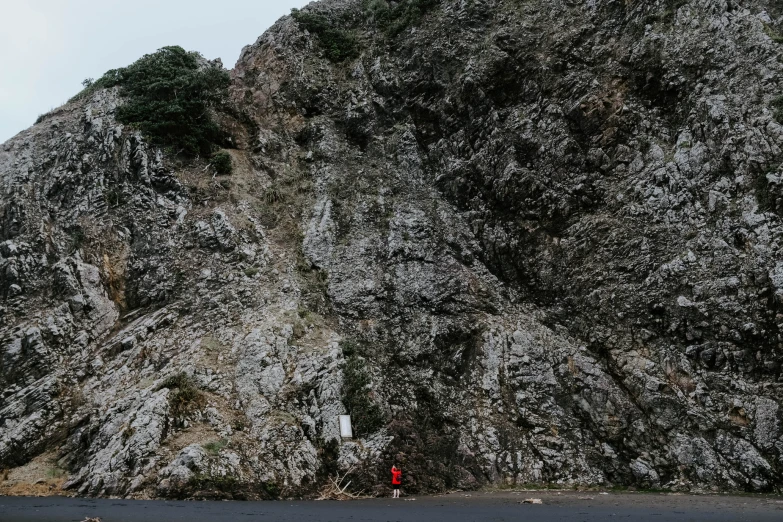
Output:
(2, 0), (783, 498)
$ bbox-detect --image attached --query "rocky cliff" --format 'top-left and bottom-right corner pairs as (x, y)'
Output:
(2, 0), (783, 498)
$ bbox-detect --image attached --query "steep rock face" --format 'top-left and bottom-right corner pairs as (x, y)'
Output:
(0, 89), (347, 497)
(2, 0), (783, 498)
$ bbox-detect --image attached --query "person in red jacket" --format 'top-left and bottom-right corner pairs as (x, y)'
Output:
(391, 465), (402, 498)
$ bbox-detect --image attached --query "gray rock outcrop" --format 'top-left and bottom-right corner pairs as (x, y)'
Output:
(2, 0), (783, 498)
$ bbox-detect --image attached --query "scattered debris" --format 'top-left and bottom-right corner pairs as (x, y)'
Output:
(578, 496), (595, 500)
(81, 518), (102, 522)
(521, 498), (543, 504)
(316, 466), (365, 501)
(599, 492), (609, 495)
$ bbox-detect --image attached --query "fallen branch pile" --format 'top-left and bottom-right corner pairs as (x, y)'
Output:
(316, 466), (366, 501)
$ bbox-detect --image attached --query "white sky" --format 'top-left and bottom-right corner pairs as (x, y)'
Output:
(0, 0), (310, 143)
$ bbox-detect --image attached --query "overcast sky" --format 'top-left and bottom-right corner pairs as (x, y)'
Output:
(0, 0), (310, 143)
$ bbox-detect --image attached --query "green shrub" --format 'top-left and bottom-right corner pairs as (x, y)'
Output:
(340, 339), (358, 357)
(159, 372), (205, 419)
(69, 76), (110, 103)
(203, 439), (229, 455)
(46, 467), (66, 479)
(264, 187), (282, 204)
(211, 150), (233, 174)
(71, 46), (230, 156)
(291, 9), (359, 62)
(764, 24), (783, 44)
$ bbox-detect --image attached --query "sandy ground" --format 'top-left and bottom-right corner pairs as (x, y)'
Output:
(1, 490), (783, 521)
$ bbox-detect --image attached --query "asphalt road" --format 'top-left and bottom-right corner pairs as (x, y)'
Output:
(2, 491), (782, 521)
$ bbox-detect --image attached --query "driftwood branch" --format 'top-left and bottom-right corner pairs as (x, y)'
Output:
(316, 466), (367, 501)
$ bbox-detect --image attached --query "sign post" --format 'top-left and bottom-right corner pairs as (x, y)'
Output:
(339, 415), (353, 441)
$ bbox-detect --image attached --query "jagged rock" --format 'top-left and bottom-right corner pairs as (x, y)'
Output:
(195, 209), (238, 252)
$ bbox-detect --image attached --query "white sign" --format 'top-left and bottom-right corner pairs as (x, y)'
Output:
(339, 415), (353, 440)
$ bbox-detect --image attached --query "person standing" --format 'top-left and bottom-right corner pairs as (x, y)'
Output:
(391, 465), (402, 498)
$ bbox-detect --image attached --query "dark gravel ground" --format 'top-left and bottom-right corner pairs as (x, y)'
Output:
(1, 490), (782, 521)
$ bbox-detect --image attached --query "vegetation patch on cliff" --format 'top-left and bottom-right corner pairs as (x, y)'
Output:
(340, 340), (385, 436)
(210, 150), (233, 175)
(158, 372), (206, 424)
(763, 24), (783, 44)
(291, 9), (359, 63)
(72, 46), (230, 155)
